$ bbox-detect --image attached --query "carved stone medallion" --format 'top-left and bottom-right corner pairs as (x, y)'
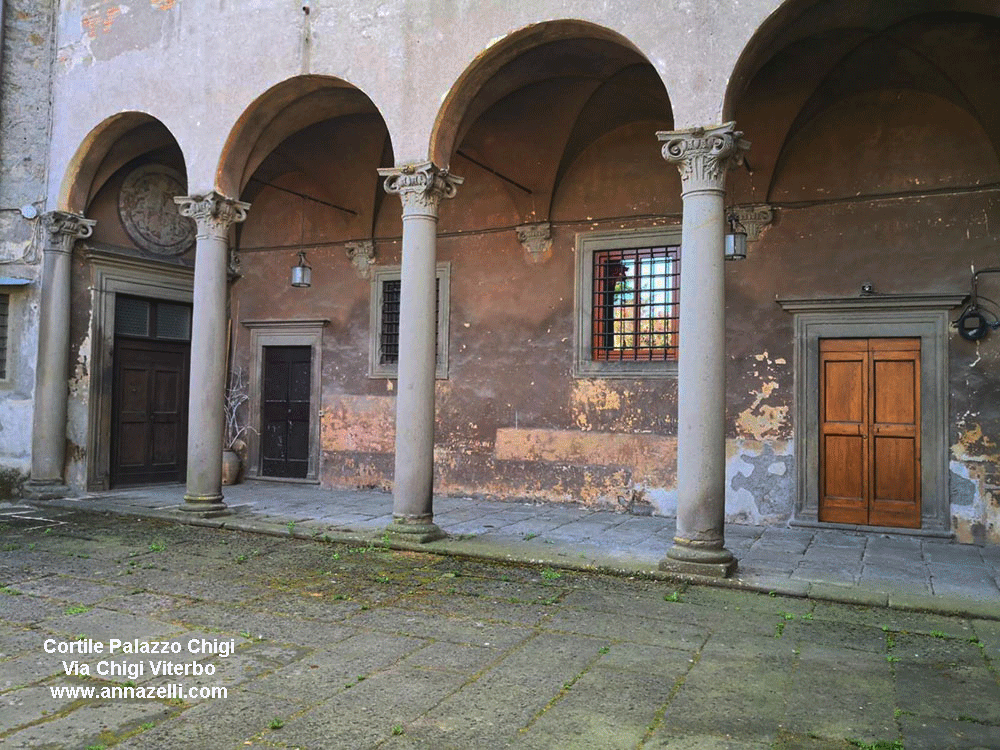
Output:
(118, 165), (196, 256)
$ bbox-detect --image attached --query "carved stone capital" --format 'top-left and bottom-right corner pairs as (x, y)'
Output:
(516, 222), (552, 264)
(42, 211), (96, 254)
(378, 162), (463, 218)
(173, 192), (250, 239)
(731, 204), (774, 242)
(657, 123), (750, 193)
(346, 240), (376, 278)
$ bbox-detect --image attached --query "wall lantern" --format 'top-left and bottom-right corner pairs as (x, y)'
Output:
(725, 212), (748, 261)
(291, 251), (312, 288)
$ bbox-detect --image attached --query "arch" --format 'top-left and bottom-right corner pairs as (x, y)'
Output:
(58, 112), (186, 214)
(216, 75), (392, 199)
(429, 19), (670, 169)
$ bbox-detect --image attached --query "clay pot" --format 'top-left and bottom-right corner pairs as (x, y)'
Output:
(221, 449), (242, 486)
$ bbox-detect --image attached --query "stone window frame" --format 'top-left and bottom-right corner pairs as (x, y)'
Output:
(778, 293), (966, 535)
(574, 226), (682, 378)
(85, 247), (194, 491)
(368, 262), (451, 380)
(242, 319), (328, 484)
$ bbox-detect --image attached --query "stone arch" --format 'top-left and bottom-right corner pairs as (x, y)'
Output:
(429, 20), (672, 170)
(58, 112), (187, 215)
(216, 75), (392, 199)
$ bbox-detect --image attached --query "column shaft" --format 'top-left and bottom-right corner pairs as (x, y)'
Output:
(174, 193), (249, 515)
(378, 162), (462, 542)
(26, 213), (94, 498)
(657, 124), (749, 577)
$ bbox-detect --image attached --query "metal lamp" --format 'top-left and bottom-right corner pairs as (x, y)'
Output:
(725, 213), (748, 261)
(291, 251), (312, 288)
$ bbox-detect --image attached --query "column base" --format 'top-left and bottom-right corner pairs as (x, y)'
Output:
(385, 515), (446, 544)
(181, 494), (230, 518)
(23, 480), (71, 501)
(659, 539), (737, 578)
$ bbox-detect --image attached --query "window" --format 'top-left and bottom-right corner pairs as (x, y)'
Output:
(0, 293), (8, 380)
(574, 228), (682, 377)
(114, 296), (191, 341)
(369, 263), (450, 379)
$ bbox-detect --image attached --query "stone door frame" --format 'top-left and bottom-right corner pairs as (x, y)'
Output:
(85, 247), (194, 491)
(242, 319), (328, 483)
(778, 293), (966, 535)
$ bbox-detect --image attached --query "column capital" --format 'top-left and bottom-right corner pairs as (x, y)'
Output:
(378, 162), (463, 218)
(174, 192), (250, 239)
(657, 122), (750, 194)
(42, 211), (95, 254)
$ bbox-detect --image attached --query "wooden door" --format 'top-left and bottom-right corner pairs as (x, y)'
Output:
(819, 338), (921, 528)
(111, 339), (189, 486)
(261, 346), (311, 478)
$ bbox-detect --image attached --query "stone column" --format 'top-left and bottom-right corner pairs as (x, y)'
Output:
(377, 162), (462, 542)
(174, 193), (249, 515)
(25, 212), (95, 499)
(657, 123), (749, 577)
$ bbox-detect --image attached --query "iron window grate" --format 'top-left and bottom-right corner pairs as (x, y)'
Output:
(379, 279), (441, 365)
(0, 294), (8, 379)
(592, 245), (679, 361)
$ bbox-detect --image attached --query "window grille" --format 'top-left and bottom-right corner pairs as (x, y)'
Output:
(379, 278), (441, 366)
(0, 294), (8, 380)
(115, 296), (191, 341)
(592, 245), (679, 361)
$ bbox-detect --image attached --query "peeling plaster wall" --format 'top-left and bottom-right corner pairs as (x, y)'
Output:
(0, 1), (56, 480)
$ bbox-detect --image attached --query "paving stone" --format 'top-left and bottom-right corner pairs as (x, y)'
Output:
(163, 601), (356, 647)
(0, 694), (170, 749)
(899, 713), (1000, 750)
(346, 605), (533, 649)
(113, 690), (303, 750)
(7, 575), (120, 605)
(515, 663), (676, 750)
(248, 631), (426, 697)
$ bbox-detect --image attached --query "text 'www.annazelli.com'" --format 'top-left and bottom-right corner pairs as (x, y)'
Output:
(49, 684), (227, 700)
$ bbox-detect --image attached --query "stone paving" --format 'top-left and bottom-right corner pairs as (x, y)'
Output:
(1, 509), (1000, 749)
(28, 482), (1000, 618)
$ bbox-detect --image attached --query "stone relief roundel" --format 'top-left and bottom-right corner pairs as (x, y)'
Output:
(118, 165), (196, 256)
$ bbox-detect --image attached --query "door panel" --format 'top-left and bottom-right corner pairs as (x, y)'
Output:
(261, 346), (312, 479)
(111, 339), (189, 486)
(819, 338), (920, 528)
(819, 343), (868, 524)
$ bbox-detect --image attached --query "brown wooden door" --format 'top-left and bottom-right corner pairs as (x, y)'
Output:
(111, 339), (189, 487)
(261, 346), (311, 479)
(819, 338), (920, 528)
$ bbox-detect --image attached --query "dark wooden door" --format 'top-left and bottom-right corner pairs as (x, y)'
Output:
(819, 338), (921, 528)
(261, 346), (311, 478)
(111, 339), (189, 486)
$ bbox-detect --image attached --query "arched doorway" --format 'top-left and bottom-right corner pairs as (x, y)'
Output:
(725, 4), (1000, 539)
(218, 77), (394, 484)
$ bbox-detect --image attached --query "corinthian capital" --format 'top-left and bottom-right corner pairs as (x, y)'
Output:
(657, 123), (750, 193)
(378, 162), (463, 218)
(42, 211), (96, 254)
(173, 192), (250, 239)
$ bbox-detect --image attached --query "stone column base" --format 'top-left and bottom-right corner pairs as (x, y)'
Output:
(386, 515), (447, 544)
(659, 540), (737, 578)
(180, 494), (230, 518)
(23, 480), (71, 501)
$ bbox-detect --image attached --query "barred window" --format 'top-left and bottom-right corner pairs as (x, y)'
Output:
(574, 228), (682, 378)
(0, 293), (8, 380)
(370, 264), (450, 378)
(592, 246), (679, 361)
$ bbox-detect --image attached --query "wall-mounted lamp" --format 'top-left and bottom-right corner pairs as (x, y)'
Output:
(291, 251), (312, 288)
(725, 212), (748, 261)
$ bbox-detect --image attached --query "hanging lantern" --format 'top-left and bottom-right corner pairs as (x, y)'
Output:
(291, 251), (312, 288)
(725, 213), (748, 261)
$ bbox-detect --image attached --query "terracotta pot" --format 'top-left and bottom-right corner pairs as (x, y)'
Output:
(221, 449), (242, 486)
